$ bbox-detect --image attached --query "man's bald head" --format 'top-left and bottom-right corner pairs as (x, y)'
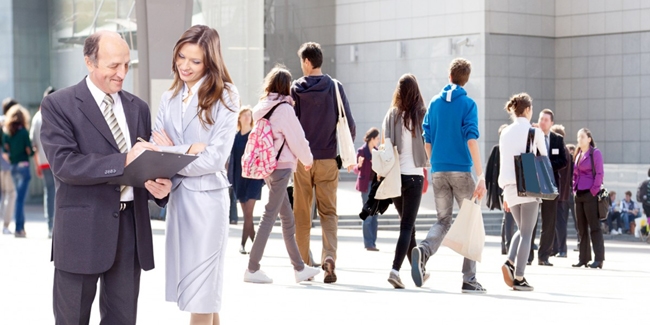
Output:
(84, 31), (131, 94)
(84, 31), (129, 66)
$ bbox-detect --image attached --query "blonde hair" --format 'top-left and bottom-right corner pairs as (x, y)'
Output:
(237, 106), (253, 131)
(2, 104), (30, 135)
(550, 124), (565, 137)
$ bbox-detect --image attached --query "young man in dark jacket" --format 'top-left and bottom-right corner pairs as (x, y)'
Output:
(291, 42), (356, 284)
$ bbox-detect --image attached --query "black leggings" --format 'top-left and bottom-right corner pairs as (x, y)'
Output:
(391, 175), (424, 271)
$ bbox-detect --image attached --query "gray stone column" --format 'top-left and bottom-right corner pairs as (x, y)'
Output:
(135, 0), (193, 113)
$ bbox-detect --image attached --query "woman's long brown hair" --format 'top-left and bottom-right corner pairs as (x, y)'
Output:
(391, 74), (425, 137)
(170, 25), (235, 128)
(574, 128), (596, 162)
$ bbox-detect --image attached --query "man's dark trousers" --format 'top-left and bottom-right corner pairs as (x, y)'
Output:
(53, 206), (140, 324)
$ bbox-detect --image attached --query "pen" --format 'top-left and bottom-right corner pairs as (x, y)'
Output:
(137, 137), (148, 143)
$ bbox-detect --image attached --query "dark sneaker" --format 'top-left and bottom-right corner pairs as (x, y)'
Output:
(461, 281), (487, 294)
(322, 257), (337, 284)
(501, 260), (515, 287)
(411, 246), (426, 287)
(513, 278), (534, 291)
(388, 272), (405, 289)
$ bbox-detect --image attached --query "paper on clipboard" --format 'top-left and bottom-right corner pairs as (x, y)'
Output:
(108, 150), (198, 188)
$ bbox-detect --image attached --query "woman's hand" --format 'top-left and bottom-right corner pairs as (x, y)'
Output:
(187, 143), (207, 155)
(358, 156), (364, 168)
(503, 200), (510, 213)
(152, 129), (174, 146)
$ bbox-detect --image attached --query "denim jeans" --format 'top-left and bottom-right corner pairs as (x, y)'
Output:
(606, 211), (623, 232)
(42, 168), (56, 232)
(361, 181), (378, 248)
(11, 163), (31, 232)
(420, 172), (477, 284)
(0, 170), (16, 227)
(621, 212), (636, 232)
(391, 175), (423, 271)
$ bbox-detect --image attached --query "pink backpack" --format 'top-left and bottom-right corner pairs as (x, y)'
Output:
(241, 102), (287, 179)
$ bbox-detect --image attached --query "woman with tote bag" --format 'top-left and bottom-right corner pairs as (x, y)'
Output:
(498, 93), (547, 291)
(383, 74), (429, 289)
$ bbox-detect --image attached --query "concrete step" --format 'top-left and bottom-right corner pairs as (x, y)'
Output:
(244, 210), (579, 237)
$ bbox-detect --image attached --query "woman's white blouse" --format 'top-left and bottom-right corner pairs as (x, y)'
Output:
(498, 117), (548, 207)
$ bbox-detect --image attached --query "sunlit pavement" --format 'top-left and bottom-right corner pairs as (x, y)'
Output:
(1, 202), (648, 324)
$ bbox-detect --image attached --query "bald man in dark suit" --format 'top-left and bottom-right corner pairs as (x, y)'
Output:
(41, 31), (171, 324)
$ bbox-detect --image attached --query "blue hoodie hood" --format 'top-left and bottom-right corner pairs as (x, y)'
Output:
(422, 83), (479, 173)
(440, 83), (467, 103)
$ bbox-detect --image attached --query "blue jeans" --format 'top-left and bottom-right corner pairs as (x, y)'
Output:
(420, 172), (477, 283)
(621, 212), (636, 231)
(361, 182), (378, 248)
(42, 168), (55, 232)
(11, 164), (31, 233)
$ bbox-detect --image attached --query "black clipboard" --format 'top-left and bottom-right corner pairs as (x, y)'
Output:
(109, 150), (198, 188)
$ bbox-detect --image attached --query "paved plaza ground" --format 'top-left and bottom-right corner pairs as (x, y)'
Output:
(1, 199), (648, 324)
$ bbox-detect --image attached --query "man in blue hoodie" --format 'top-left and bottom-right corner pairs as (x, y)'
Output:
(410, 58), (487, 293)
(291, 42), (356, 284)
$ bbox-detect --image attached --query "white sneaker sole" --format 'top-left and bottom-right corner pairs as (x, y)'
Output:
(411, 247), (425, 287)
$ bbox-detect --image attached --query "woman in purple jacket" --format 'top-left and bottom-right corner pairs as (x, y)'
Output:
(571, 128), (605, 269)
(354, 127), (380, 251)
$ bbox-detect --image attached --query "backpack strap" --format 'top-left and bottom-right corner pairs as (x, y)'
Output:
(263, 101), (287, 120)
(263, 101), (288, 159)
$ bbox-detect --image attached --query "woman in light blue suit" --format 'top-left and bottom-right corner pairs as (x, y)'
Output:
(152, 25), (239, 325)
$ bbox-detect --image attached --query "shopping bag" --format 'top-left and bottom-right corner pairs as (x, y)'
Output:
(333, 79), (356, 168)
(442, 198), (485, 262)
(634, 216), (647, 238)
(371, 138), (396, 176)
(374, 146), (401, 200)
(514, 128), (559, 200)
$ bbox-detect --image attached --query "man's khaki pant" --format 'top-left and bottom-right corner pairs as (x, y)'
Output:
(294, 159), (338, 264)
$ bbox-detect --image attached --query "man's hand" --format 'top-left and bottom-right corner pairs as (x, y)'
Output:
(35, 166), (43, 178)
(473, 178), (486, 200)
(346, 165), (354, 173)
(145, 178), (172, 199)
(126, 142), (160, 166)
(304, 164), (312, 171)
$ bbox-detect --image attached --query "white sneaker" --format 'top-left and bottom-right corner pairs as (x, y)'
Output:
(295, 265), (321, 283)
(2, 227), (12, 235)
(244, 269), (273, 284)
(618, 228), (623, 234)
(610, 229), (619, 235)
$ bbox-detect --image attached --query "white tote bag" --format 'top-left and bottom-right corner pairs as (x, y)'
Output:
(441, 198), (485, 262)
(333, 80), (356, 168)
